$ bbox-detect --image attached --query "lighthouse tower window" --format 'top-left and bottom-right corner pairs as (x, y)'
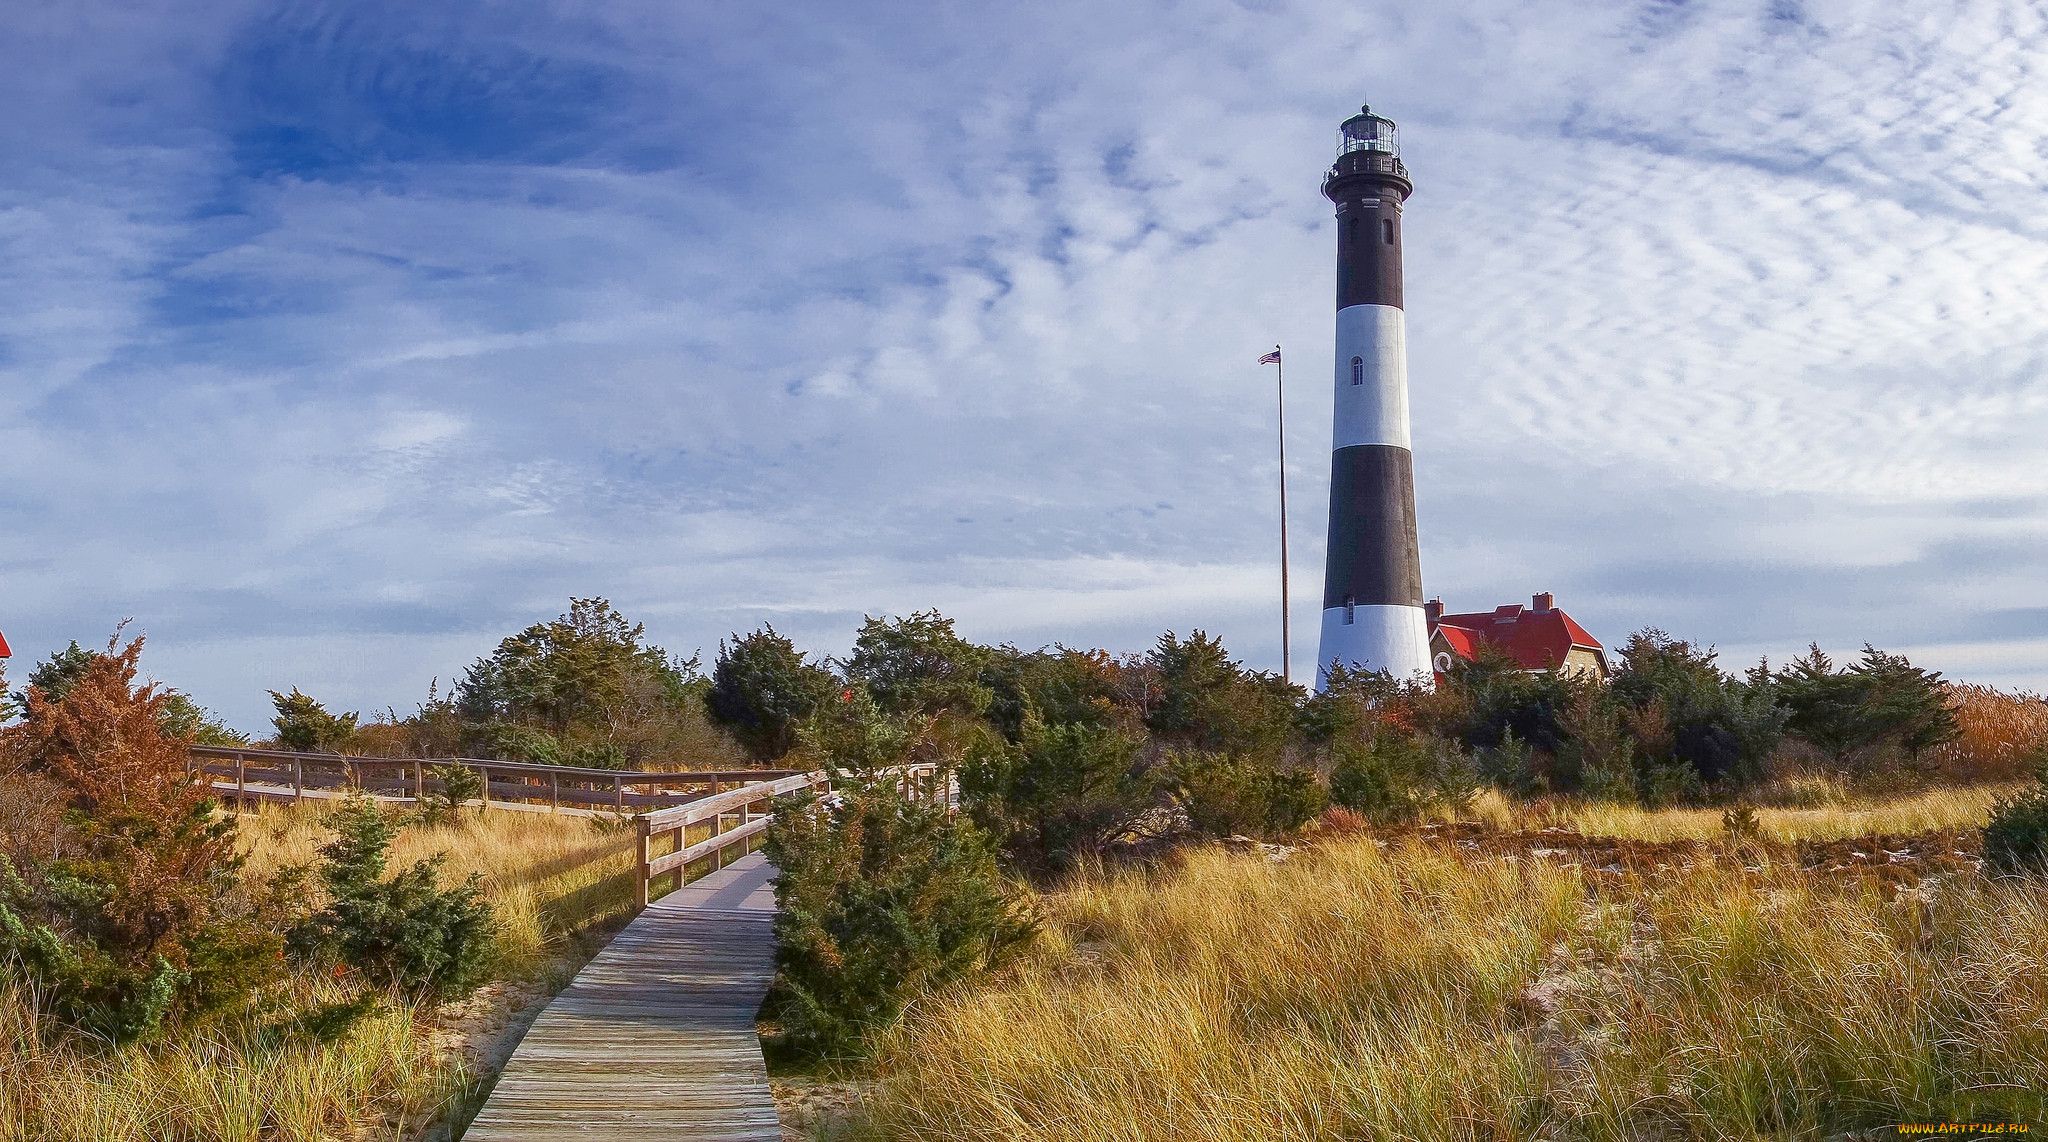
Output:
(1350, 357), (1364, 385)
(1382, 219), (1395, 245)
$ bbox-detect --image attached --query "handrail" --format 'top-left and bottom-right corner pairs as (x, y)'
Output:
(187, 744), (803, 816)
(189, 744), (801, 784)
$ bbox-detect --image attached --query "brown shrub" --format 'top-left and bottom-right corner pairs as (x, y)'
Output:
(3, 636), (237, 955)
(1926, 683), (2048, 783)
(0, 634), (279, 1041)
(1317, 806), (1369, 834)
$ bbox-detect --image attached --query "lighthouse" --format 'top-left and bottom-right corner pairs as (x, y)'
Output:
(1316, 104), (1430, 687)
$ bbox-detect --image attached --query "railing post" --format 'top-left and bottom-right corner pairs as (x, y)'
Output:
(635, 815), (651, 909)
(480, 766), (491, 812)
(615, 776), (625, 815)
(551, 771), (560, 813)
(414, 760), (424, 803)
(293, 758), (303, 802)
(236, 753), (246, 806)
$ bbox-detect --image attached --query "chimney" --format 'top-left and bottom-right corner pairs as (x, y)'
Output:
(1424, 598), (1444, 623)
(1531, 592), (1554, 613)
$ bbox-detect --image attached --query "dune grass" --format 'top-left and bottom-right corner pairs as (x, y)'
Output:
(234, 801), (640, 976)
(0, 978), (453, 1142)
(1467, 780), (2019, 843)
(1, 802), (638, 1142)
(868, 836), (2048, 1141)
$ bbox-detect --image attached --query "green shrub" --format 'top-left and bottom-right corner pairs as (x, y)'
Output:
(1475, 729), (1540, 796)
(1771, 643), (1956, 777)
(411, 764), (482, 826)
(1330, 732), (1474, 824)
(706, 625), (838, 760)
(766, 773), (1035, 1059)
(1984, 762), (2048, 875)
(457, 597), (730, 770)
(1612, 631), (1786, 790)
(960, 709), (1153, 872)
(269, 687), (359, 752)
(1722, 803), (1761, 843)
(1166, 750), (1326, 838)
(1638, 758), (1706, 809)
(845, 610), (997, 718)
(286, 797), (495, 1001)
(1146, 632), (1298, 757)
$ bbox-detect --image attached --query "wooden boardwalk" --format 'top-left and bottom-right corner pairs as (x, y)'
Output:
(464, 852), (783, 1141)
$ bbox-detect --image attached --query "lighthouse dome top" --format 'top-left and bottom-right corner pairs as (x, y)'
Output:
(1339, 105), (1398, 158)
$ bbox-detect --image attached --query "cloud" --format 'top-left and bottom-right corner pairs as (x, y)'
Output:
(2, 0), (2045, 731)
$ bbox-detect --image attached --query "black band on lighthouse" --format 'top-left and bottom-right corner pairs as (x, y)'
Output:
(1334, 200), (1403, 310)
(1321, 443), (1423, 609)
(1326, 147), (1410, 312)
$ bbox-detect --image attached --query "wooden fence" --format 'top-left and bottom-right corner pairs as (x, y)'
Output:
(189, 745), (802, 816)
(189, 746), (955, 908)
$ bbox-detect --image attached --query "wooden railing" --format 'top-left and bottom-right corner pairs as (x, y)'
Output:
(633, 762), (953, 906)
(190, 745), (956, 909)
(189, 745), (802, 816)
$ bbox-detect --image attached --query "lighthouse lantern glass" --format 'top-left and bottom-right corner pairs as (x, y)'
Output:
(1340, 112), (1398, 157)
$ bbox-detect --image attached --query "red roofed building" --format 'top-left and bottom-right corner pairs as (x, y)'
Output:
(0, 629), (10, 659)
(1427, 593), (1609, 680)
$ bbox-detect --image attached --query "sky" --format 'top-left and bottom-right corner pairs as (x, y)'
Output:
(4, 0), (2046, 733)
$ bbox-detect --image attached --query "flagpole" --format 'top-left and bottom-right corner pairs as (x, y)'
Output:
(1272, 345), (1292, 685)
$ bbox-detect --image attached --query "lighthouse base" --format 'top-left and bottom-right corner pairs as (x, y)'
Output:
(1315, 604), (1432, 690)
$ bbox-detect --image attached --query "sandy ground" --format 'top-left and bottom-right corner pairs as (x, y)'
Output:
(1381, 820), (1984, 889)
(771, 1075), (875, 1141)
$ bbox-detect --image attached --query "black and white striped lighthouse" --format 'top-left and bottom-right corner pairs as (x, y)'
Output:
(1316, 104), (1430, 686)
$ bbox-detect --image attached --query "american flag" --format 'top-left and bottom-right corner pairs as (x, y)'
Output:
(1257, 348), (1281, 365)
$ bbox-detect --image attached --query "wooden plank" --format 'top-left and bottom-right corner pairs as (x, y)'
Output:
(464, 853), (783, 1141)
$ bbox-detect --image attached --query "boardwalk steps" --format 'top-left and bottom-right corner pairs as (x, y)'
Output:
(463, 853), (783, 1140)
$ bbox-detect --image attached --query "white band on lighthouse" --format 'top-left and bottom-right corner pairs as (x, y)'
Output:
(1332, 303), (1410, 450)
(1317, 604), (1432, 685)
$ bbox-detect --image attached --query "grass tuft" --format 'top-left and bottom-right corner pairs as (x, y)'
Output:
(2, 803), (637, 1140)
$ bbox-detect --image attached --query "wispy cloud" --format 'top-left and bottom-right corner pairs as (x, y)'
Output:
(3, 0), (2045, 730)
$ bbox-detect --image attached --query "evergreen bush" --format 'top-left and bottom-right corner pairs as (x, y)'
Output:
(766, 773), (1034, 1059)
(411, 764), (481, 826)
(286, 797), (495, 1001)
(1330, 732), (1474, 824)
(706, 625), (838, 760)
(960, 708), (1152, 872)
(1166, 749), (1326, 838)
(268, 687), (359, 752)
(1983, 758), (2048, 875)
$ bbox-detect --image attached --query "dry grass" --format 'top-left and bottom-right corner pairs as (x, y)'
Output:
(234, 801), (639, 974)
(1929, 684), (2048, 783)
(1466, 782), (2021, 843)
(869, 838), (2048, 1141)
(0, 803), (637, 1141)
(0, 980), (453, 1142)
